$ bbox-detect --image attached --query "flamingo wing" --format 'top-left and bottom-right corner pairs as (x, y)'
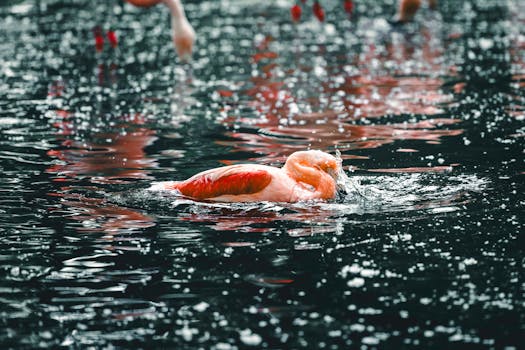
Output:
(174, 167), (273, 200)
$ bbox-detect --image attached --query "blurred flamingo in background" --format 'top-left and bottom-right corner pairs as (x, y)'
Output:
(126, 0), (195, 61)
(393, 0), (438, 23)
(151, 150), (342, 202)
(288, 0), (437, 24)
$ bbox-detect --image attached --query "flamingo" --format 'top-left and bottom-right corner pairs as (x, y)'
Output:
(150, 150), (343, 202)
(126, 0), (195, 61)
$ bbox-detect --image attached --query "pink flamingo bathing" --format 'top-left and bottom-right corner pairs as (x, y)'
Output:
(151, 150), (343, 202)
(126, 0), (195, 61)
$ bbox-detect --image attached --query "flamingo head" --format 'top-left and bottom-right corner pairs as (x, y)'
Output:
(172, 20), (196, 62)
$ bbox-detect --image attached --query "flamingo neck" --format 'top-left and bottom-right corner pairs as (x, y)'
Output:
(162, 0), (185, 20)
(161, 0), (194, 61)
(283, 159), (336, 198)
(284, 161), (320, 187)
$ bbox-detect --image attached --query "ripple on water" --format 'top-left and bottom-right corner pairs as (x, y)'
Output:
(137, 170), (488, 224)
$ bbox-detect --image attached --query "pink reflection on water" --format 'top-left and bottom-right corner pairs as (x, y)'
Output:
(49, 191), (154, 236)
(319, 75), (452, 119)
(46, 77), (157, 237)
(176, 204), (345, 236)
(218, 115), (462, 162)
(215, 27), (461, 164)
(245, 274), (294, 288)
(47, 111), (158, 184)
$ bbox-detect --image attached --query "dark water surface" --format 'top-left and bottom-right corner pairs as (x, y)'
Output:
(0, 0), (523, 348)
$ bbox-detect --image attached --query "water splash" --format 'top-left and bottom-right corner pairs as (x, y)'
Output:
(335, 149), (366, 199)
(119, 170), (488, 224)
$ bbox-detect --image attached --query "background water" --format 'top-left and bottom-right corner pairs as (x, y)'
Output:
(0, 0), (523, 348)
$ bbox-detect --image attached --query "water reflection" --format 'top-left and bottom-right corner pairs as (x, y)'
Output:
(44, 75), (156, 241)
(46, 111), (157, 184)
(169, 200), (346, 235)
(39, 59), (165, 346)
(0, 0), (523, 348)
(214, 17), (462, 166)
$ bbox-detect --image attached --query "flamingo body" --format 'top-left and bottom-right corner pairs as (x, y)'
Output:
(173, 167), (273, 200)
(152, 150), (342, 203)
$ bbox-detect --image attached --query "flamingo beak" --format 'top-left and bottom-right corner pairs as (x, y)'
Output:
(326, 164), (340, 181)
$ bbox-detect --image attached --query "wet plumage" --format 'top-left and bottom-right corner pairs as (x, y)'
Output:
(151, 150), (342, 202)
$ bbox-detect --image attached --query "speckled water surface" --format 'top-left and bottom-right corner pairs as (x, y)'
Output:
(0, 0), (523, 348)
